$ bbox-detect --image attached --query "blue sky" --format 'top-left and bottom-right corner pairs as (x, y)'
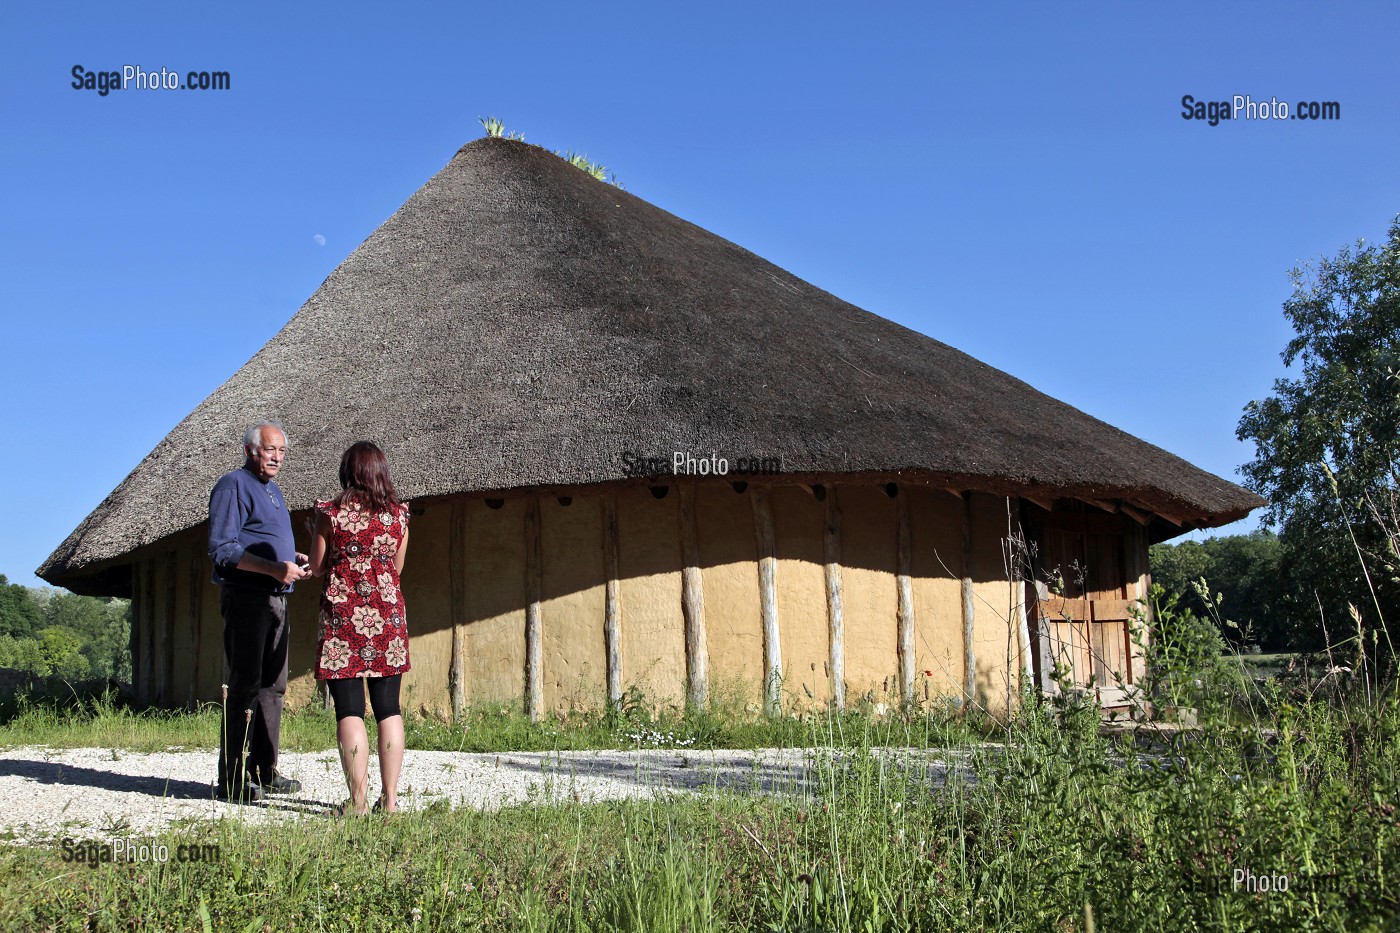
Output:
(3, 2), (1397, 588)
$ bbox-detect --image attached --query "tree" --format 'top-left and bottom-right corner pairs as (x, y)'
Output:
(0, 634), (47, 676)
(36, 626), (91, 681)
(43, 593), (132, 681)
(1150, 532), (1287, 649)
(1237, 216), (1400, 656)
(0, 574), (41, 639)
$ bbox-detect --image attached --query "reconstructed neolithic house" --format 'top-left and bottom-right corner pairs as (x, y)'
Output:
(40, 138), (1262, 717)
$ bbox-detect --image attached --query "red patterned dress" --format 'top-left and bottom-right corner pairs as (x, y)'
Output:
(314, 497), (411, 680)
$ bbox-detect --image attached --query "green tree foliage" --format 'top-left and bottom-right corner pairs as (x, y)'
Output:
(35, 626), (89, 680)
(42, 593), (132, 681)
(0, 581), (131, 683)
(1237, 217), (1400, 654)
(1150, 531), (1286, 649)
(0, 574), (41, 639)
(0, 634), (48, 675)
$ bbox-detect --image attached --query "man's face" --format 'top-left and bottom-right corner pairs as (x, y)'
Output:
(247, 428), (287, 482)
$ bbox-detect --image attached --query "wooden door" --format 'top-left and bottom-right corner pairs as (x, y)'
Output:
(1030, 510), (1145, 708)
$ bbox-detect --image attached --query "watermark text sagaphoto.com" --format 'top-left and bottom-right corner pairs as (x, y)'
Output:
(59, 836), (221, 868)
(71, 65), (231, 96)
(1183, 867), (1351, 896)
(620, 451), (784, 478)
(1180, 94), (1340, 126)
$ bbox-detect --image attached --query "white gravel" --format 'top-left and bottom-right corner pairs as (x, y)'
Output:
(0, 745), (837, 844)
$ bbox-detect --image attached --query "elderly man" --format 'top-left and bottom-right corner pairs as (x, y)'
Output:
(208, 421), (309, 801)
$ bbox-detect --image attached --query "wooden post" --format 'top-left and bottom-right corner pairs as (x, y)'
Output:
(751, 487), (782, 717)
(448, 500), (467, 721)
(1009, 498), (1035, 697)
(187, 540), (204, 708)
(896, 491), (915, 708)
(131, 561), (145, 705)
(1015, 581), (1034, 695)
(1035, 578), (1057, 694)
(1130, 523), (1151, 686)
(678, 485), (709, 710)
(161, 550), (177, 706)
(603, 494), (622, 706)
(524, 496), (543, 722)
(961, 493), (977, 708)
(143, 559), (156, 706)
(823, 489), (845, 708)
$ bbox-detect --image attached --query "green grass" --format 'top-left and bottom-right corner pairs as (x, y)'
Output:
(0, 685), (985, 755)
(0, 689), (339, 754)
(2, 692), (1396, 931)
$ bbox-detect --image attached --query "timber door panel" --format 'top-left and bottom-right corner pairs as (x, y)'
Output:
(1032, 512), (1141, 707)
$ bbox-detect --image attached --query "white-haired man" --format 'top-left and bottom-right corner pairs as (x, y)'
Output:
(208, 421), (309, 801)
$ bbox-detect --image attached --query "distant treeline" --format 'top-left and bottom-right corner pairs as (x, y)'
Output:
(1149, 531), (1290, 652)
(0, 574), (131, 682)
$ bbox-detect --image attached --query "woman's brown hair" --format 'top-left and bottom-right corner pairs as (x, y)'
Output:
(334, 441), (400, 513)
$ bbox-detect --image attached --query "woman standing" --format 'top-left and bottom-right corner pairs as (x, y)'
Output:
(306, 441), (410, 815)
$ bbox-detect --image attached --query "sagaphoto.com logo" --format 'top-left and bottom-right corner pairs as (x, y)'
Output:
(71, 64), (231, 97)
(1180, 93), (1339, 126)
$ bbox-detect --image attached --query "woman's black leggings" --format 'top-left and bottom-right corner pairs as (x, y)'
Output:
(325, 675), (403, 722)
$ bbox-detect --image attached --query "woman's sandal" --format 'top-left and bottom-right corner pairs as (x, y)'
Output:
(370, 795), (395, 814)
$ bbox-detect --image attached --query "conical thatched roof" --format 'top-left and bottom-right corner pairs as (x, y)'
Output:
(40, 137), (1262, 594)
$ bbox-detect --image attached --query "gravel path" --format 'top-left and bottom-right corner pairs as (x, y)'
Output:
(0, 745), (848, 844)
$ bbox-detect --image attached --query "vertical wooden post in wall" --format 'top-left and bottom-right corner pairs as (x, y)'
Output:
(678, 485), (709, 710)
(131, 562), (145, 705)
(961, 493), (977, 708)
(1010, 498), (1035, 695)
(823, 489), (846, 709)
(1130, 524), (1151, 687)
(895, 490), (916, 708)
(602, 495), (623, 707)
(188, 540), (204, 707)
(143, 559), (156, 706)
(159, 550), (176, 707)
(524, 496), (543, 722)
(448, 500), (467, 721)
(751, 487), (783, 717)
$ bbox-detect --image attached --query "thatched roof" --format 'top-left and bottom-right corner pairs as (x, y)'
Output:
(40, 137), (1262, 594)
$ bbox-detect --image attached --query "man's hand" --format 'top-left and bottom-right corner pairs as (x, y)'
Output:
(236, 552), (310, 585)
(272, 561), (309, 586)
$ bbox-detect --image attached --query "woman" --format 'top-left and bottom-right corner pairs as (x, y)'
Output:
(306, 441), (410, 815)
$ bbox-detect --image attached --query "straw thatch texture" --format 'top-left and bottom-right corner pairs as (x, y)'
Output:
(40, 138), (1261, 592)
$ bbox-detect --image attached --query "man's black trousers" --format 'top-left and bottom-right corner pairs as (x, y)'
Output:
(218, 586), (289, 791)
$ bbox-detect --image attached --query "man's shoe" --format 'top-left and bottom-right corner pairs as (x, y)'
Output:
(258, 772), (302, 795)
(215, 781), (265, 803)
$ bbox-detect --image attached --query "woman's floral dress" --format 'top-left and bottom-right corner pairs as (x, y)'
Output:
(314, 497), (410, 680)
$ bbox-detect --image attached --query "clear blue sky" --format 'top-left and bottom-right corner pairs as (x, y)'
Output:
(3, 2), (1397, 588)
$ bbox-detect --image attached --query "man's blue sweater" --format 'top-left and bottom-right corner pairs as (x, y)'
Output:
(208, 464), (298, 593)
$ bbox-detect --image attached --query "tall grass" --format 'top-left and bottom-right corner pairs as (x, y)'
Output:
(2, 680), (1397, 930)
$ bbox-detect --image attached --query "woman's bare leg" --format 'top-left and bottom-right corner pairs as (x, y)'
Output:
(336, 716), (370, 814)
(376, 714), (404, 812)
